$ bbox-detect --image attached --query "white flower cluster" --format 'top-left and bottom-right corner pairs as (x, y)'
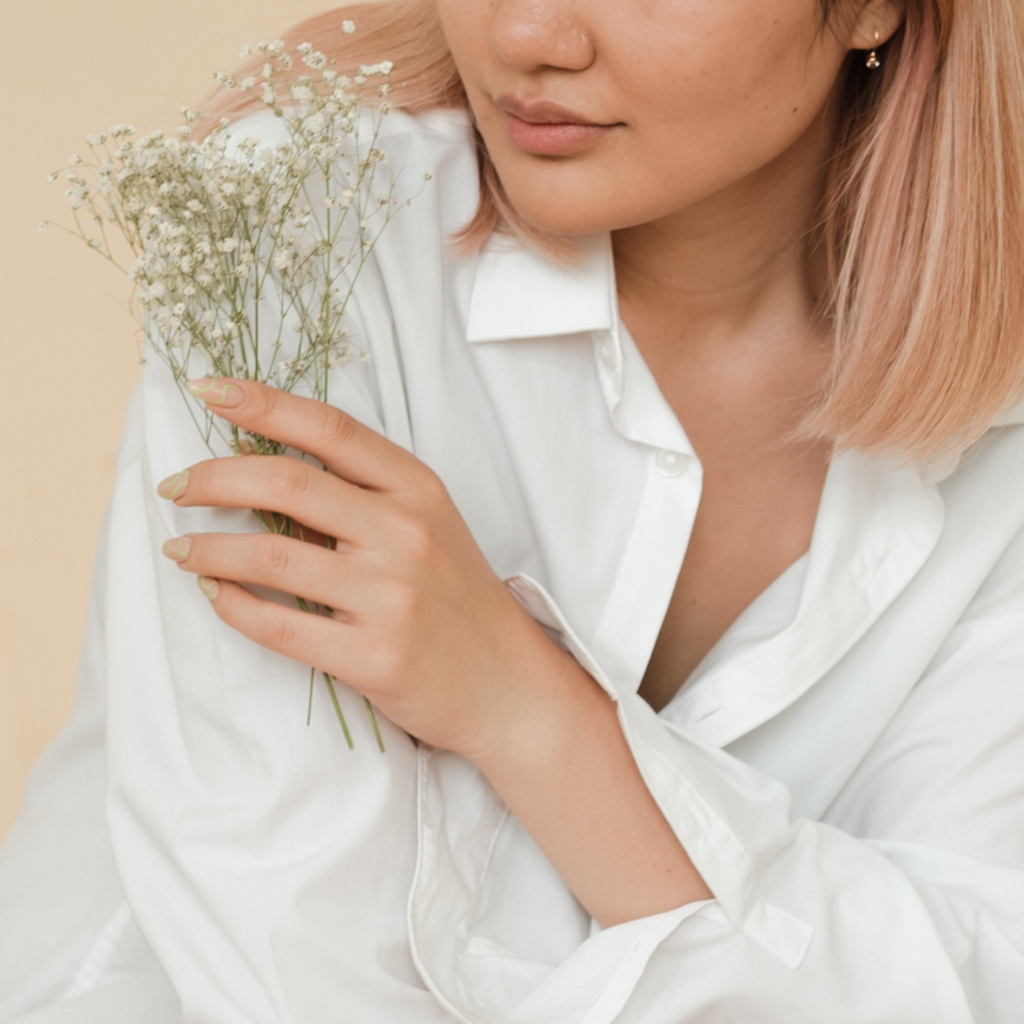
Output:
(46, 34), (407, 461)
(44, 32), (423, 748)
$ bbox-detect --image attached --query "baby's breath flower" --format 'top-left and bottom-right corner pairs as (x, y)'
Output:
(358, 61), (393, 77)
(240, 43), (252, 58)
(46, 42), (414, 749)
(38, 220), (48, 231)
(341, 19), (355, 33)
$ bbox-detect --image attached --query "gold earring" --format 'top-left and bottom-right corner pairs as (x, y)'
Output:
(866, 31), (882, 69)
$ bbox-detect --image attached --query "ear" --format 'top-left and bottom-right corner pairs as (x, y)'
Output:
(846, 0), (906, 51)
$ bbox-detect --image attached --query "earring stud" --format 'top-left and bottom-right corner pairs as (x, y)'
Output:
(866, 31), (882, 69)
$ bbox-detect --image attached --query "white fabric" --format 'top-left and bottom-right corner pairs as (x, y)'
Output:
(2, 107), (1024, 1023)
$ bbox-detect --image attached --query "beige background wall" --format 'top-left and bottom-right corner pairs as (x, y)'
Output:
(0, 0), (338, 841)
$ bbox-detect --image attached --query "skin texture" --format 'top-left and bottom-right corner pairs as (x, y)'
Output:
(161, 0), (905, 926)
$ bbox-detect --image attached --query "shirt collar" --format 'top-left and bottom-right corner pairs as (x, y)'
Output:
(466, 233), (616, 343)
(465, 232), (1024, 448)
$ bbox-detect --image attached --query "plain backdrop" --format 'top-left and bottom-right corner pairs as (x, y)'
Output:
(0, 0), (343, 841)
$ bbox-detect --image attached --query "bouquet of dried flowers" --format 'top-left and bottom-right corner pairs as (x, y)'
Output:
(41, 34), (424, 750)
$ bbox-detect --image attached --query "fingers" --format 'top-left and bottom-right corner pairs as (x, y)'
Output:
(158, 454), (385, 546)
(195, 576), (357, 684)
(163, 531), (374, 614)
(187, 378), (427, 493)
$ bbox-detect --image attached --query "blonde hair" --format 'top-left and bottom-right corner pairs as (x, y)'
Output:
(200, 0), (1024, 462)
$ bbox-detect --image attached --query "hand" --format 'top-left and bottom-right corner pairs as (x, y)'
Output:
(157, 377), (572, 760)
(158, 378), (710, 924)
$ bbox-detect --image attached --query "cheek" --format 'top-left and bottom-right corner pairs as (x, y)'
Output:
(475, 4), (848, 236)
(435, 0), (493, 84)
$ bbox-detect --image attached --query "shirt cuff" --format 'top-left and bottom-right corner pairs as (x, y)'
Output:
(407, 574), (812, 1024)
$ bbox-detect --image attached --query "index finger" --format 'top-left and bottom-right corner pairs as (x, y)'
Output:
(188, 377), (422, 492)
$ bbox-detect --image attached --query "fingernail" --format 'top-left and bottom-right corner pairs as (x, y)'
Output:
(156, 468), (191, 501)
(161, 536), (192, 562)
(188, 378), (244, 408)
(198, 576), (220, 601)
(157, 470), (190, 500)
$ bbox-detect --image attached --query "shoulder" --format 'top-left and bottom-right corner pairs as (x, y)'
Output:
(923, 421), (1024, 622)
(225, 104), (480, 236)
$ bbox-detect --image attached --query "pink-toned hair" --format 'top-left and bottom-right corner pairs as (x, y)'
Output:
(200, 0), (1024, 462)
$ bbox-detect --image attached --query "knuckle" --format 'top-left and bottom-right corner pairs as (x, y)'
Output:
(319, 408), (358, 448)
(264, 458), (309, 504)
(365, 636), (408, 689)
(393, 511), (435, 560)
(263, 611), (297, 651)
(384, 579), (421, 621)
(418, 469), (450, 508)
(255, 381), (279, 418)
(251, 537), (291, 578)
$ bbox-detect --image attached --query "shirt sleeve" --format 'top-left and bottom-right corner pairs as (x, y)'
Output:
(0, 389), (180, 1023)
(407, 536), (1024, 1023)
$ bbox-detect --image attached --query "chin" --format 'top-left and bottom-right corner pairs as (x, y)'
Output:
(510, 201), (616, 239)
(497, 175), (635, 239)
(493, 151), (686, 240)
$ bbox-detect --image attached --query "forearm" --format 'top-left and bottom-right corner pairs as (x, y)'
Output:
(470, 616), (712, 928)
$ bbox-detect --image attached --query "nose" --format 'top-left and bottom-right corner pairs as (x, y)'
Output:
(489, 0), (596, 73)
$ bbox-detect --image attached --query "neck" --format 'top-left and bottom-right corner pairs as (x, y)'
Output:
(613, 105), (837, 358)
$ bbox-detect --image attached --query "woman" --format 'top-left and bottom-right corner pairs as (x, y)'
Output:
(1, 0), (1022, 1020)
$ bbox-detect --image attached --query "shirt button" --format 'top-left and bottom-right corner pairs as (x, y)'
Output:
(599, 340), (616, 370)
(655, 449), (686, 477)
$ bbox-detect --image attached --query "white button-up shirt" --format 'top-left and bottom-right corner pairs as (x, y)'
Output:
(2, 108), (1023, 1024)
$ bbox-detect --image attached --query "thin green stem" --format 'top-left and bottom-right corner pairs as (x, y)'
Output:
(365, 697), (386, 754)
(324, 673), (354, 749)
(307, 666), (315, 727)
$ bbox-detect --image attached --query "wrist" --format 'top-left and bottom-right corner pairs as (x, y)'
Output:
(464, 602), (615, 784)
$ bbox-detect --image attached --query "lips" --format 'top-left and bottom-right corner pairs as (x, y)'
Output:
(495, 95), (618, 157)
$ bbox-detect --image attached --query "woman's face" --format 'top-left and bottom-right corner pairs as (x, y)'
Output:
(435, 0), (886, 236)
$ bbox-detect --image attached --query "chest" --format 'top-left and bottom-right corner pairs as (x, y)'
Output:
(629, 334), (832, 711)
(638, 436), (830, 710)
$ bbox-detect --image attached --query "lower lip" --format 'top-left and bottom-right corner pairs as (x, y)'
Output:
(503, 113), (614, 156)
